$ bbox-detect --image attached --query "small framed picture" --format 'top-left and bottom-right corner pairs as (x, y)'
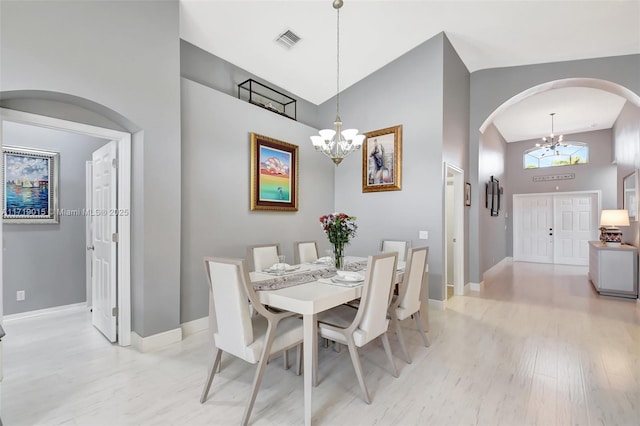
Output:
(465, 182), (471, 206)
(250, 133), (298, 211)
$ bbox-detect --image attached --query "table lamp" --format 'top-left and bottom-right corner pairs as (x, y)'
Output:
(599, 209), (630, 246)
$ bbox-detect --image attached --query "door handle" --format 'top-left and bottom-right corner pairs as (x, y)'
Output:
(87, 245), (95, 251)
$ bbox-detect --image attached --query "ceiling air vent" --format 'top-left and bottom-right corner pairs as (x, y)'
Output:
(275, 29), (301, 49)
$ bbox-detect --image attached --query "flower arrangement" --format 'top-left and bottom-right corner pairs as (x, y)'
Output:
(319, 213), (357, 269)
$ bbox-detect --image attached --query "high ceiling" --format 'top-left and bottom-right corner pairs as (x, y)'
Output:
(180, 0), (640, 142)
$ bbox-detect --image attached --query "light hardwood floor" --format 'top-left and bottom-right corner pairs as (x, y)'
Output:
(1, 261), (639, 425)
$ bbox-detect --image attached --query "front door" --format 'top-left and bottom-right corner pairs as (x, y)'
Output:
(513, 195), (554, 263)
(553, 194), (597, 265)
(91, 141), (117, 342)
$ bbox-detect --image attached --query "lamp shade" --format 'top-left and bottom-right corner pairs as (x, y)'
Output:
(600, 209), (630, 227)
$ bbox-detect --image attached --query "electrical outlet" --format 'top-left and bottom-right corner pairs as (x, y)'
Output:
(419, 230), (428, 240)
(16, 290), (25, 301)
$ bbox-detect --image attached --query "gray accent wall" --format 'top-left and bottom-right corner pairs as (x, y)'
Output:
(477, 124), (508, 277)
(504, 128), (617, 256)
(2, 121), (107, 315)
(180, 78), (334, 323)
(1, 0), (182, 337)
(315, 33), (470, 301)
(180, 40), (319, 128)
(614, 101), (640, 247)
(469, 54), (640, 283)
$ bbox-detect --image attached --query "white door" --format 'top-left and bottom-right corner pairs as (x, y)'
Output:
(85, 161), (93, 308)
(513, 195), (554, 263)
(92, 141), (117, 342)
(553, 194), (597, 265)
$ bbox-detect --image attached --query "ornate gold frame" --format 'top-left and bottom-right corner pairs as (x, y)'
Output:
(362, 125), (402, 193)
(250, 133), (299, 211)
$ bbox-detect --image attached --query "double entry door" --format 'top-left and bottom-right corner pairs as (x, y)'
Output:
(513, 192), (599, 265)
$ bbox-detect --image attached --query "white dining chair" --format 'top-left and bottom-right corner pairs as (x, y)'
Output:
(389, 246), (429, 364)
(201, 257), (303, 426)
(247, 243), (280, 272)
(380, 239), (410, 262)
(316, 252), (398, 404)
(294, 241), (318, 264)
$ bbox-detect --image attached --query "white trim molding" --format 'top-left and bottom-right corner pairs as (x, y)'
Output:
(131, 328), (183, 353)
(429, 298), (446, 311)
(181, 317), (209, 337)
(469, 282), (484, 292)
(3, 302), (88, 322)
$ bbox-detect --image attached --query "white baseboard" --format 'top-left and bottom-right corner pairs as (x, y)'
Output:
(429, 298), (446, 311)
(3, 302), (88, 322)
(131, 328), (182, 353)
(469, 281), (484, 292)
(181, 316), (208, 337)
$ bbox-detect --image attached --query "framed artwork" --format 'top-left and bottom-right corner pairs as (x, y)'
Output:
(465, 182), (471, 206)
(2, 145), (59, 224)
(250, 133), (298, 211)
(485, 176), (501, 216)
(623, 170), (638, 221)
(362, 125), (402, 193)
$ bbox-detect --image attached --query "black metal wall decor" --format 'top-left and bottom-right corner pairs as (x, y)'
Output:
(485, 176), (502, 216)
(237, 79), (297, 120)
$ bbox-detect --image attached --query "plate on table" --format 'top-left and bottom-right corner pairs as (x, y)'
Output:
(264, 264), (301, 273)
(333, 271), (364, 283)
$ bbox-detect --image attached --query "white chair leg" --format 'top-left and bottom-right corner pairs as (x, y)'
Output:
(200, 349), (223, 403)
(414, 311), (430, 347)
(346, 341), (371, 404)
(380, 332), (398, 378)
(284, 349), (289, 370)
(295, 343), (302, 376)
(393, 314), (411, 364)
(242, 326), (277, 426)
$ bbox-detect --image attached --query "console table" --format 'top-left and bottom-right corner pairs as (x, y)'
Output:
(588, 241), (638, 298)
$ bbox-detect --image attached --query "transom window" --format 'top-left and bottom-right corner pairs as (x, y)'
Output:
(524, 142), (588, 169)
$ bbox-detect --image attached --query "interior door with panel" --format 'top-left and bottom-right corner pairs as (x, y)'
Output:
(513, 195), (554, 263)
(92, 141), (118, 342)
(553, 194), (597, 265)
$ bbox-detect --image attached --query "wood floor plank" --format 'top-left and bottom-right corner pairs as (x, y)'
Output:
(1, 260), (639, 425)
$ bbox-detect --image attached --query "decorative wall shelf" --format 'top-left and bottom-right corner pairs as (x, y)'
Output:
(238, 79), (297, 120)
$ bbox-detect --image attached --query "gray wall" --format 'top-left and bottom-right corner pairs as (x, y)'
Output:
(316, 34), (450, 300)
(442, 35), (471, 287)
(2, 121), (107, 315)
(477, 123), (508, 277)
(180, 78), (334, 323)
(1, 0), (182, 337)
(614, 101), (640, 247)
(180, 40), (318, 128)
(469, 54), (640, 283)
(504, 128), (617, 256)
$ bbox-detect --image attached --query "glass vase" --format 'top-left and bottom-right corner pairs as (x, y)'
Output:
(333, 243), (344, 270)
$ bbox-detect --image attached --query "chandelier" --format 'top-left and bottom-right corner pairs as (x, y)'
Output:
(310, 0), (364, 165)
(535, 112), (566, 154)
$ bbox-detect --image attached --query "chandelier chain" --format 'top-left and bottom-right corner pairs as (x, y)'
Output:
(336, 7), (340, 117)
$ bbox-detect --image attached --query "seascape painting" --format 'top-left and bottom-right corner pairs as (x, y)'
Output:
(3, 146), (59, 223)
(259, 146), (291, 203)
(250, 133), (298, 211)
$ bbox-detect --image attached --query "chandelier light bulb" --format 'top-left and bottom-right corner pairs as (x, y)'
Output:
(310, 0), (363, 166)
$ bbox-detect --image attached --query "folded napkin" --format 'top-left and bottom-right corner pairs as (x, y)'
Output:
(335, 270), (364, 281)
(314, 256), (332, 264)
(319, 277), (363, 287)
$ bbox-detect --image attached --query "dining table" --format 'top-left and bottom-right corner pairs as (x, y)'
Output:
(255, 256), (416, 426)
(207, 256), (429, 426)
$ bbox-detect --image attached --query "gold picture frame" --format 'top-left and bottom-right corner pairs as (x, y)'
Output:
(362, 125), (402, 192)
(250, 133), (299, 211)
